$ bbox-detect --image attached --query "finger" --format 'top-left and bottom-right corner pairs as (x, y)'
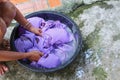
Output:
(38, 29), (42, 36)
(0, 69), (2, 75)
(39, 33), (42, 37)
(39, 52), (43, 56)
(33, 51), (43, 56)
(0, 71), (2, 76)
(38, 29), (42, 33)
(38, 33), (42, 37)
(0, 68), (4, 75)
(35, 29), (42, 36)
(2, 66), (8, 72)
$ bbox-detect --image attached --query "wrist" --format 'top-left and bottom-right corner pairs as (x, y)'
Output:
(24, 52), (31, 58)
(23, 22), (32, 30)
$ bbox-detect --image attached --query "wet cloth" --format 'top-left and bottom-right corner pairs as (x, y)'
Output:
(15, 17), (74, 68)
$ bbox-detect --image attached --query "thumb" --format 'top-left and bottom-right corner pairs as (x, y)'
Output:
(39, 52), (43, 56)
(37, 29), (42, 36)
(38, 28), (42, 33)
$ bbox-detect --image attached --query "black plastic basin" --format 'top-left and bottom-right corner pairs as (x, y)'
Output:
(10, 11), (82, 72)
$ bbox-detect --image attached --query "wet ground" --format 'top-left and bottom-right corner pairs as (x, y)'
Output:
(1, 0), (120, 80)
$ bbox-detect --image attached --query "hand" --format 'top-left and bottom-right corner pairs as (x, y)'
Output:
(1, 39), (10, 51)
(27, 51), (43, 62)
(30, 26), (42, 36)
(23, 22), (42, 36)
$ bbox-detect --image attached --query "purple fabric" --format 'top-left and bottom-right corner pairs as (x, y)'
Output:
(27, 17), (45, 28)
(30, 61), (40, 68)
(33, 35), (53, 54)
(42, 20), (66, 32)
(15, 17), (73, 68)
(27, 47), (39, 52)
(19, 17), (45, 35)
(54, 44), (73, 63)
(43, 28), (70, 45)
(15, 34), (34, 52)
(37, 54), (61, 68)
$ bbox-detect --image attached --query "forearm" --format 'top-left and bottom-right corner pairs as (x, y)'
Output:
(0, 51), (30, 61)
(14, 7), (33, 30)
(12, 2), (42, 36)
(14, 8), (28, 27)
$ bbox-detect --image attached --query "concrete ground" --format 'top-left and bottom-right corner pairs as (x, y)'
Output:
(1, 0), (120, 80)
